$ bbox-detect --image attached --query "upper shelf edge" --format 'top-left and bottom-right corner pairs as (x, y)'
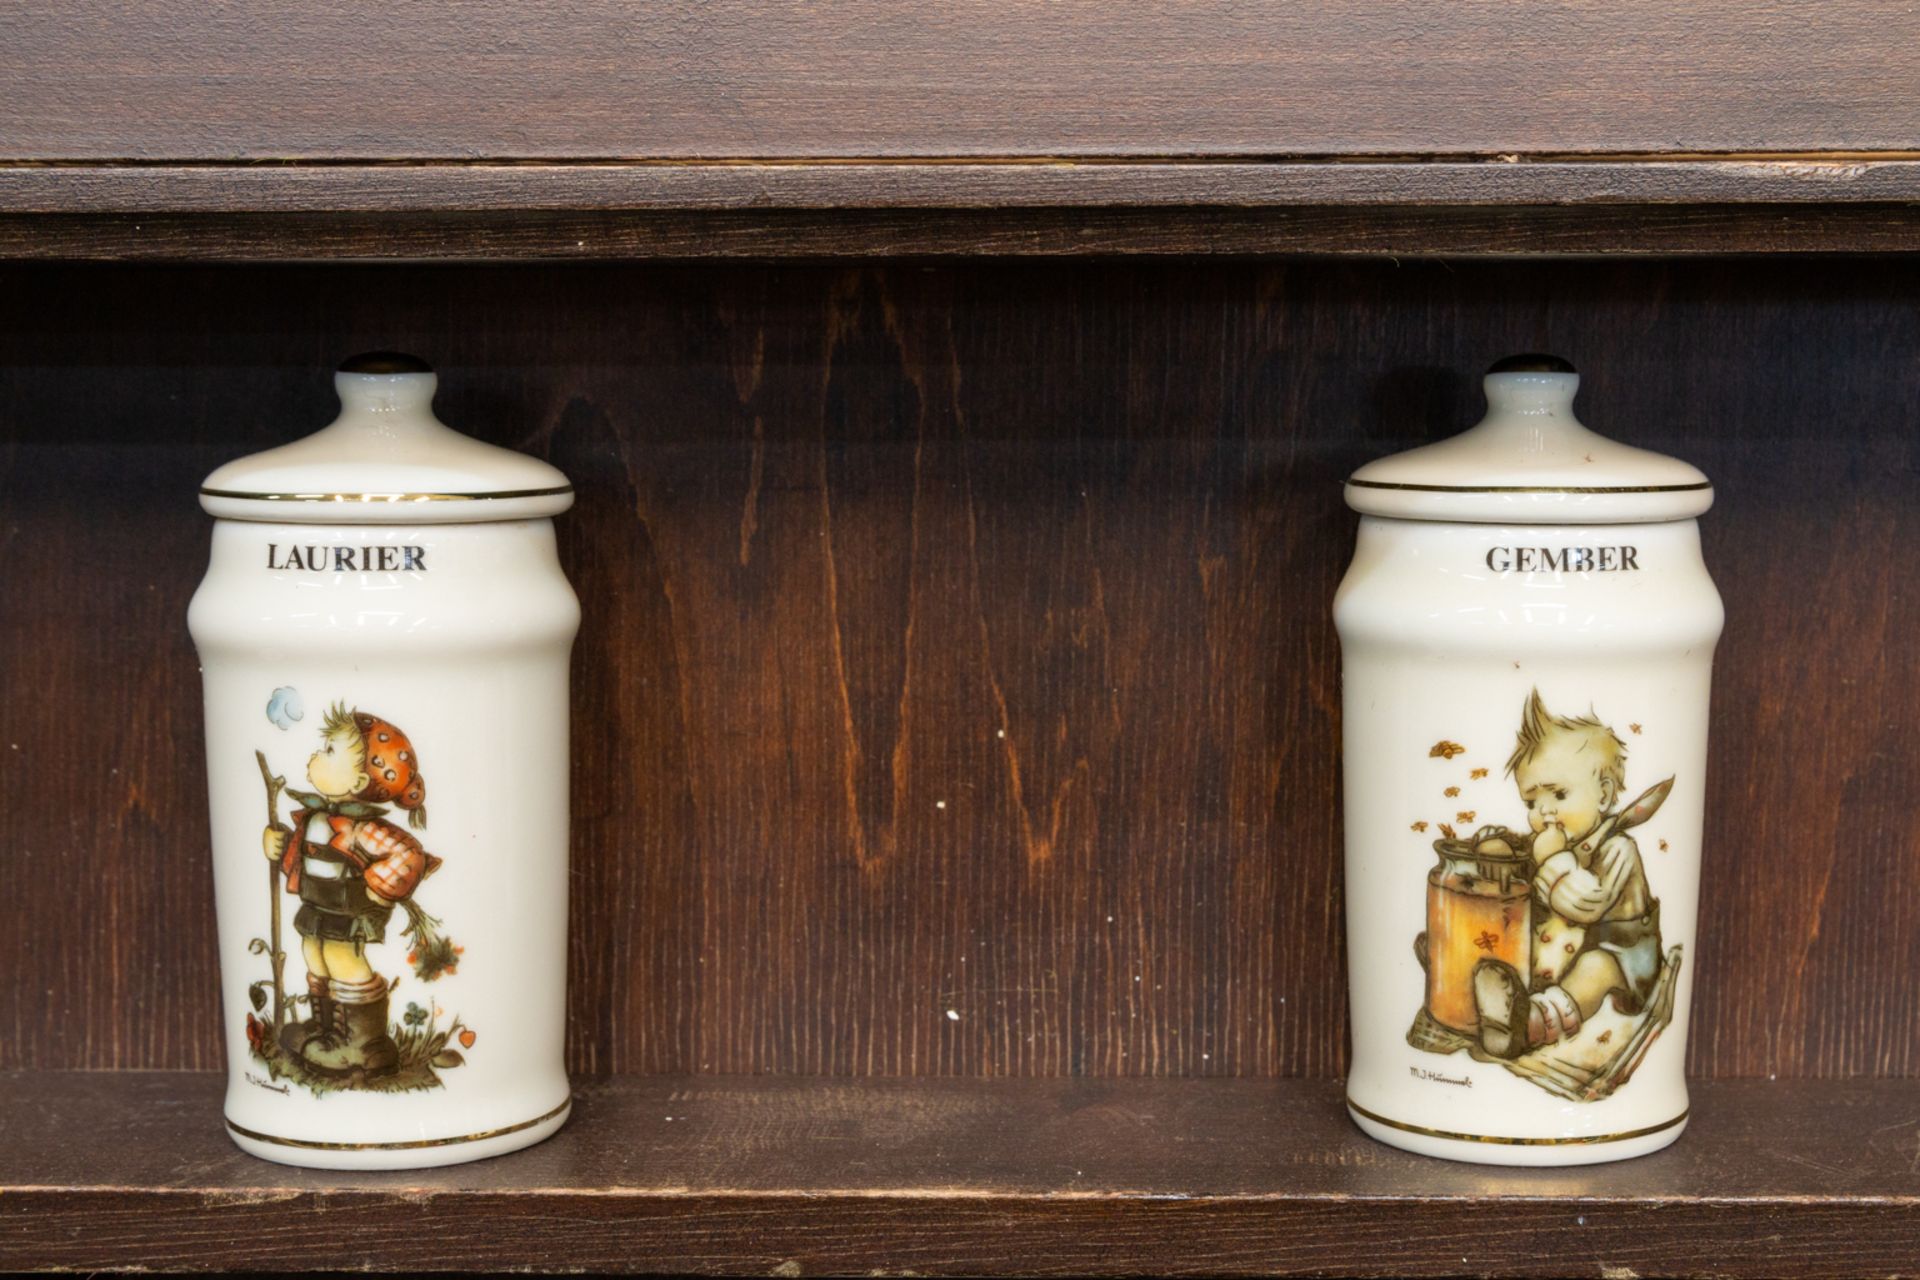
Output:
(6, 159), (1920, 214)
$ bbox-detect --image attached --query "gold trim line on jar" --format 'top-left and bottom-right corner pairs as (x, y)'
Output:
(200, 485), (575, 503)
(1346, 1099), (1689, 1146)
(1345, 480), (1711, 495)
(225, 1096), (572, 1151)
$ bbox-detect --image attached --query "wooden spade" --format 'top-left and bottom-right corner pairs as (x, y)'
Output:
(1576, 775), (1674, 857)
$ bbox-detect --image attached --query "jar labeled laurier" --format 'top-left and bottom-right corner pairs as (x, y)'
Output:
(189, 354), (579, 1169)
(1335, 355), (1721, 1165)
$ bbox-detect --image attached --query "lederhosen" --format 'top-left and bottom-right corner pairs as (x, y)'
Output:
(1534, 827), (1667, 1013)
(290, 805), (393, 945)
(1586, 899), (1664, 1013)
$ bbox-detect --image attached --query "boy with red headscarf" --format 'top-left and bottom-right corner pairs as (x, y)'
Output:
(262, 703), (438, 1078)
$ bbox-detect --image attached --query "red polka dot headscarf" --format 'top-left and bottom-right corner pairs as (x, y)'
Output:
(352, 711), (427, 828)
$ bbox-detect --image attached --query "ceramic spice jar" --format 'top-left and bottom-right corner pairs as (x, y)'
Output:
(189, 353), (579, 1169)
(1334, 355), (1722, 1165)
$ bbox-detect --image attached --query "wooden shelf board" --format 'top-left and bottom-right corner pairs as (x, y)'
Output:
(8, 158), (1920, 213)
(6, 158), (1920, 258)
(6, 202), (1920, 260)
(7, 2), (1919, 255)
(6, 2), (1918, 161)
(5, 1072), (1917, 1275)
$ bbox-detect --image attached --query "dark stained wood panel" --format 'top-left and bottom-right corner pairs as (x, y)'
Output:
(5, 1072), (1920, 1275)
(3, 2), (1917, 162)
(0, 259), (1915, 1080)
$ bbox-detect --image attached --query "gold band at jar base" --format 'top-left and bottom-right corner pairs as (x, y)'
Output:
(226, 1096), (571, 1151)
(1347, 1098), (1688, 1146)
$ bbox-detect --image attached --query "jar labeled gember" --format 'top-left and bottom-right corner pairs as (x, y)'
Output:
(189, 354), (579, 1169)
(1335, 355), (1722, 1166)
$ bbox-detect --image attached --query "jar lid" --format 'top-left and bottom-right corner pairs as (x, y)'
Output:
(1344, 355), (1711, 525)
(199, 353), (573, 524)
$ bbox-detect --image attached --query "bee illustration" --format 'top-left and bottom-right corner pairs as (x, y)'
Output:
(1444, 786), (1461, 798)
(1429, 740), (1467, 760)
(1410, 821), (1429, 833)
(1630, 723), (1643, 735)
(1456, 810), (1475, 823)
(1469, 768), (1489, 780)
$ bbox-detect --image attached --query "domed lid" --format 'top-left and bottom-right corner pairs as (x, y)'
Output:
(199, 353), (573, 524)
(1345, 355), (1711, 525)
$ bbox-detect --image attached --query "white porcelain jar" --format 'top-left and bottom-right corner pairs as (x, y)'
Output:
(188, 353), (579, 1169)
(1335, 355), (1722, 1166)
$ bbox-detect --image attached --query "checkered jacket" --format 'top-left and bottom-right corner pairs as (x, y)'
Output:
(281, 807), (436, 902)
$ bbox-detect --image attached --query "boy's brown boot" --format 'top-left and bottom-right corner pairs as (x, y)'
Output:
(281, 975), (332, 1057)
(1472, 958), (1532, 1059)
(302, 988), (400, 1079)
(302, 976), (394, 1077)
(343, 995), (401, 1079)
(298, 998), (352, 1074)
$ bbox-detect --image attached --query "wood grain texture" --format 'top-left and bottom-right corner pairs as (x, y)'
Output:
(10, 160), (1920, 213)
(4, 2), (1918, 160)
(6, 1072), (1920, 1276)
(0, 259), (1915, 1079)
(7, 204), (1920, 261)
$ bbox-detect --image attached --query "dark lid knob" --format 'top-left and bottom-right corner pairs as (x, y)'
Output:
(338, 351), (433, 375)
(1487, 353), (1576, 375)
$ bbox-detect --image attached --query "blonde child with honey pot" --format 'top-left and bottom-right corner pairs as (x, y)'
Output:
(1473, 690), (1663, 1058)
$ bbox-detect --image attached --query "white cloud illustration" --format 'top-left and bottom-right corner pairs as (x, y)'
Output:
(267, 687), (305, 731)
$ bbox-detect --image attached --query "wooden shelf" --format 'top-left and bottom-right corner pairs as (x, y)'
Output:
(7, 166), (1920, 259)
(11, 160), (1920, 214)
(4, 256), (1917, 1274)
(3, 1072), (1916, 1275)
(7, 3), (1917, 160)
(5, 6), (1920, 1275)
(5, 3), (1920, 256)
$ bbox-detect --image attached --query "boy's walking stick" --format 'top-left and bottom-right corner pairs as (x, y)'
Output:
(255, 751), (288, 1031)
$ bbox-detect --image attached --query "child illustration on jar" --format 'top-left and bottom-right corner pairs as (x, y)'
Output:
(250, 700), (472, 1093)
(1410, 689), (1682, 1101)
